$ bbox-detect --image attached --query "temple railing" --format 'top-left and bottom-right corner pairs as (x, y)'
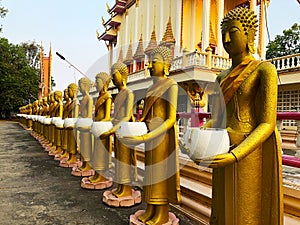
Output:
(267, 53), (300, 71)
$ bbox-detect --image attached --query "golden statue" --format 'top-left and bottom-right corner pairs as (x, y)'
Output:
(100, 62), (136, 198)
(65, 83), (79, 165)
(48, 92), (56, 148)
(199, 7), (283, 225)
(89, 72), (112, 184)
(76, 77), (93, 172)
(57, 88), (71, 160)
(50, 90), (63, 155)
(120, 46), (181, 224)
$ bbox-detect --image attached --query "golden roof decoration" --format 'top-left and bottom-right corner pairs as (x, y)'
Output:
(117, 48), (124, 62)
(145, 27), (158, 55)
(124, 41), (133, 63)
(160, 16), (176, 46)
(133, 34), (145, 60)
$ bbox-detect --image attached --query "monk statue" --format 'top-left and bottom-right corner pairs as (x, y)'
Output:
(100, 62), (136, 198)
(56, 88), (71, 160)
(48, 92), (56, 148)
(198, 7), (283, 225)
(88, 72), (112, 185)
(74, 77), (93, 174)
(64, 83), (79, 166)
(50, 90), (63, 156)
(120, 46), (181, 224)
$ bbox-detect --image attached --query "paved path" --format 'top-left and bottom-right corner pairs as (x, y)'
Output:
(0, 121), (197, 225)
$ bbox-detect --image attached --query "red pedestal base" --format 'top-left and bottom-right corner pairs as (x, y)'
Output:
(81, 177), (113, 190)
(129, 210), (179, 225)
(103, 188), (141, 207)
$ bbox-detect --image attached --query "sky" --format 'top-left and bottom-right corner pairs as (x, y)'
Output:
(1, 0), (300, 92)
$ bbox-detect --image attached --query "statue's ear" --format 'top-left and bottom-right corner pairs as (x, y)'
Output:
(164, 64), (169, 76)
(247, 29), (256, 54)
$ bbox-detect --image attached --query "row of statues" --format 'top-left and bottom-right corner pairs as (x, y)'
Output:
(18, 7), (283, 225)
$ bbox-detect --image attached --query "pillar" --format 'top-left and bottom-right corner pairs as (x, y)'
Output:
(202, 0), (211, 52)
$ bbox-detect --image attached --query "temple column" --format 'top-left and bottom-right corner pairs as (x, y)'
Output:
(191, 0), (196, 51)
(125, 14), (129, 48)
(146, 0), (150, 40)
(175, 0), (182, 55)
(216, 0), (224, 55)
(250, 0), (257, 12)
(202, 0), (211, 52)
(108, 42), (113, 69)
(258, 0), (267, 59)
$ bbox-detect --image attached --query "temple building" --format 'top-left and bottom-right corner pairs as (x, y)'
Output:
(97, 0), (271, 114)
(39, 44), (52, 99)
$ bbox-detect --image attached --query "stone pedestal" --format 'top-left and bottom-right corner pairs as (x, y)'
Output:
(129, 210), (179, 225)
(103, 188), (141, 207)
(81, 177), (113, 190)
(59, 159), (82, 168)
(71, 167), (94, 177)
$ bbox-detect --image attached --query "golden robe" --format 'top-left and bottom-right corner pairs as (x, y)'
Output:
(210, 59), (283, 225)
(141, 78), (181, 205)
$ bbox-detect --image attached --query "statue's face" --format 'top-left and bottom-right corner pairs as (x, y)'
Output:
(222, 19), (248, 58)
(149, 53), (165, 77)
(112, 70), (123, 88)
(95, 78), (104, 92)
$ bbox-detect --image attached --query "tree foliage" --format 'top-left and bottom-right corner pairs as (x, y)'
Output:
(0, 38), (40, 118)
(266, 23), (300, 59)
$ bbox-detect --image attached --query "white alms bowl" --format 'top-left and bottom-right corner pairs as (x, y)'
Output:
(91, 121), (113, 136)
(75, 118), (93, 129)
(117, 122), (148, 138)
(181, 128), (230, 161)
(64, 118), (78, 128)
(43, 117), (52, 125)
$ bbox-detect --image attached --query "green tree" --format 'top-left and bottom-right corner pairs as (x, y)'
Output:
(0, 38), (39, 119)
(0, 0), (8, 32)
(266, 23), (300, 59)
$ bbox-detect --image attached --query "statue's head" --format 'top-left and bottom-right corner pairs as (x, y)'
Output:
(63, 88), (69, 101)
(221, 7), (258, 56)
(78, 77), (91, 94)
(68, 83), (78, 99)
(110, 62), (128, 88)
(149, 46), (173, 76)
(95, 72), (110, 92)
(54, 90), (62, 101)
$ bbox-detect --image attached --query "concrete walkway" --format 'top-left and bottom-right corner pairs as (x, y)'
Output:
(0, 121), (197, 225)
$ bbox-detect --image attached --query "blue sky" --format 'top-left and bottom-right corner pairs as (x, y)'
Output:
(1, 0), (299, 92)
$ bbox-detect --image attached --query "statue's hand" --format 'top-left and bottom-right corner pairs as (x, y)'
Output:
(119, 135), (144, 146)
(178, 139), (190, 155)
(99, 131), (111, 139)
(196, 152), (236, 168)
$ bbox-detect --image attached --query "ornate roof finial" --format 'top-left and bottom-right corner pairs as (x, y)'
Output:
(124, 38), (133, 64)
(117, 48), (124, 62)
(160, 16), (176, 46)
(145, 6), (158, 55)
(134, 34), (145, 60)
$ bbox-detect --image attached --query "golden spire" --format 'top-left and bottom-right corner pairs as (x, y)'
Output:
(133, 34), (145, 59)
(145, 6), (158, 54)
(160, 16), (176, 46)
(124, 39), (133, 64)
(117, 48), (124, 62)
(209, 21), (216, 46)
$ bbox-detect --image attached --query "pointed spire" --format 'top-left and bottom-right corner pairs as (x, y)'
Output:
(124, 41), (133, 64)
(160, 16), (176, 46)
(117, 48), (124, 62)
(209, 21), (216, 46)
(145, 10), (158, 55)
(133, 34), (145, 60)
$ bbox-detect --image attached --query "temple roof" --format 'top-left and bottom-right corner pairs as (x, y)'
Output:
(145, 26), (158, 55)
(133, 34), (145, 60)
(124, 42), (134, 63)
(160, 16), (176, 46)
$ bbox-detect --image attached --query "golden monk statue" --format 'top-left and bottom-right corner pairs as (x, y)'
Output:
(89, 72), (112, 184)
(57, 88), (71, 160)
(50, 90), (63, 156)
(198, 7), (283, 225)
(48, 92), (56, 147)
(120, 46), (181, 224)
(65, 83), (79, 165)
(76, 77), (93, 173)
(100, 62), (136, 198)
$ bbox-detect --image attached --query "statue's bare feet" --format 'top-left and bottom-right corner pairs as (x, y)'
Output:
(114, 184), (131, 198)
(145, 205), (169, 225)
(138, 204), (154, 223)
(89, 172), (106, 183)
(112, 184), (122, 196)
